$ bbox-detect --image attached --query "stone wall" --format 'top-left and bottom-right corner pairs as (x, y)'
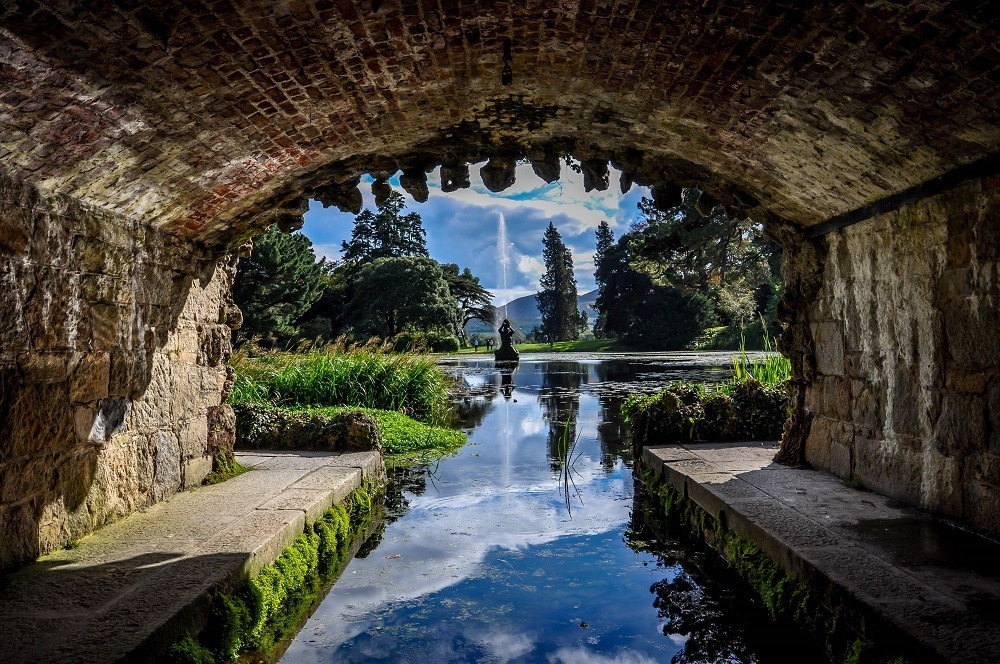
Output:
(801, 178), (1000, 535)
(0, 173), (236, 569)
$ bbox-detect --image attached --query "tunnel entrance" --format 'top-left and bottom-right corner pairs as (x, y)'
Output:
(1, 1), (998, 571)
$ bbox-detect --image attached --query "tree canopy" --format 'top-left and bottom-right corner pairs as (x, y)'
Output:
(341, 190), (428, 266)
(348, 256), (458, 338)
(441, 263), (496, 332)
(232, 225), (326, 343)
(628, 188), (779, 326)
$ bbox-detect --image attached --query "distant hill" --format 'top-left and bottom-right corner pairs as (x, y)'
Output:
(467, 289), (598, 334)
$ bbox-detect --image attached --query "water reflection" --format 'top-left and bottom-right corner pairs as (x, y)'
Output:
(281, 355), (780, 664)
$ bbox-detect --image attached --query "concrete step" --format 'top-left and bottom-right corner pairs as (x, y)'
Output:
(642, 442), (1000, 663)
(0, 450), (383, 664)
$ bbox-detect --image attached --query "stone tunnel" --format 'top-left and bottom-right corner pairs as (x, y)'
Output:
(0, 1), (998, 570)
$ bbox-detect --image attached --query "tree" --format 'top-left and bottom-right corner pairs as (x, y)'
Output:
(232, 225), (326, 343)
(347, 257), (458, 338)
(537, 223), (586, 341)
(441, 263), (497, 337)
(593, 220), (615, 338)
(341, 190), (428, 266)
(628, 188), (779, 327)
(594, 235), (719, 349)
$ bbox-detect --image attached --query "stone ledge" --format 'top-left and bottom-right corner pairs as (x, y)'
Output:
(641, 442), (1000, 664)
(0, 449), (384, 664)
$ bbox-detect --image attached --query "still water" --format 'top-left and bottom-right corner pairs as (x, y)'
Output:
(281, 354), (784, 664)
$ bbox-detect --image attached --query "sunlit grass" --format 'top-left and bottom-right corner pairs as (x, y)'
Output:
(292, 405), (466, 456)
(730, 321), (791, 389)
(229, 340), (451, 424)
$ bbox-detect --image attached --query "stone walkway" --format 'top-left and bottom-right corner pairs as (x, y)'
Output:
(0, 450), (382, 664)
(643, 442), (1000, 664)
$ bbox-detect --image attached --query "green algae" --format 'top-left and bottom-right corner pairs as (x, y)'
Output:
(165, 479), (384, 663)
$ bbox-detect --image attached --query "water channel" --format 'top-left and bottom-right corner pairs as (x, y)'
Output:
(280, 353), (795, 663)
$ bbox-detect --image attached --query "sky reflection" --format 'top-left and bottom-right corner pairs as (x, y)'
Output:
(280, 357), (747, 664)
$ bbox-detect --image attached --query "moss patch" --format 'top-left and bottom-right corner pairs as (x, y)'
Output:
(638, 467), (911, 664)
(623, 379), (788, 447)
(292, 406), (465, 457)
(203, 451), (250, 486)
(165, 480), (383, 663)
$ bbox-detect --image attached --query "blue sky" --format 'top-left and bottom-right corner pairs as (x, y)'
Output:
(301, 161), (650, 306)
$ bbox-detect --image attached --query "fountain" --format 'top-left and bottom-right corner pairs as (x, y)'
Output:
(494, 213), (519, 366)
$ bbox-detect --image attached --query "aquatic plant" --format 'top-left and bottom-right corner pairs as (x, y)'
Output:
(229, 342), (451, 424)
(729, 318), (790, 389)
(622, 378), (787, 445)
(554, 413), (585, 515)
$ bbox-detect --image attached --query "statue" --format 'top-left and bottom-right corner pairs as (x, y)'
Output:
(494, 318), (519, 363)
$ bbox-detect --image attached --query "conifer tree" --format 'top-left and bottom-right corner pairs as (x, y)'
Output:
(593, 220), (615, 338)
(232, 225), (326, 343)
(341, 190), (428, 265)
(537, 223), (585, 341)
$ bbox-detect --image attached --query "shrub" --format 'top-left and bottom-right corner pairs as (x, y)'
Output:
(623, 379), (787, 447)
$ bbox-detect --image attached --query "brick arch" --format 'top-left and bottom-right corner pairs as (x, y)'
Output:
(0, 1), (996, 241)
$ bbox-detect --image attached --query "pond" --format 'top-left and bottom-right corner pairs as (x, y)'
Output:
(279, 354), (796, 664)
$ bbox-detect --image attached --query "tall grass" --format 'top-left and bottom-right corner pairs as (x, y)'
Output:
(730, 319), (791, 389)
(229, 341), (451, 424)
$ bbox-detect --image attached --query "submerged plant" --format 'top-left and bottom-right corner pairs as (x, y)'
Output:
(555, 413), (585, 515)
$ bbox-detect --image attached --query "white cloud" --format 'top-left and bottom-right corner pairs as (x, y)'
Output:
(548, 647), (660, 664)
(301, 161), (650, 307)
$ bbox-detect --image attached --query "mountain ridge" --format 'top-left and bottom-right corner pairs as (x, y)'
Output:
(467, 289), (598, 333)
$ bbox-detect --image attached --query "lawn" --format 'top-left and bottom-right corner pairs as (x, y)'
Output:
(452, 338), (624, 354)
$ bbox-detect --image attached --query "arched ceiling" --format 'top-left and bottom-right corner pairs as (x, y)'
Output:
(0, 1), (997, 244)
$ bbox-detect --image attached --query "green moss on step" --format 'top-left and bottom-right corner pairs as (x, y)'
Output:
(164, 635), (215, 664)
(639, 467), (912, 664)
(204, 451), (250, 485)
(165, 479), (384, 663)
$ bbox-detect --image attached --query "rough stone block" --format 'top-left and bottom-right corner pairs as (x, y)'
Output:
(183, 455), (212, 488)
(821, 376), (852, 421)
(69, 352), (110, 404)
(855, 436), (921, 506)
(813, 322), (845, 376)
(179, 415), (209, 459)
(934, 392), (986, 457)
(804, 415), (835, 470)
(154, 431), (181, 501)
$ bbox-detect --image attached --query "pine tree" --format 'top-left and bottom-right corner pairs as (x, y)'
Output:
(593, 220), (614, 338)
(537, 223), (584, 341)
(341, 190), (428, 265)
(232, 225), (326, 343)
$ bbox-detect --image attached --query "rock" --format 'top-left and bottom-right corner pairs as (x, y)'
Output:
(400, 168), (429, 202)
(233, 403), (383, 453)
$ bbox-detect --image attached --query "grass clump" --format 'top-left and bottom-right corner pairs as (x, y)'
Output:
(229, 342), (450, 424)
(167, 480), (382, 663)
(730, 326), (790, 389)
(298, 406), (465, 456)
(622, 329), (790, 446)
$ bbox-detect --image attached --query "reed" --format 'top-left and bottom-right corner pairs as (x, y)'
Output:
(730, 318), (791, 389)
(229, 341), (451, 424)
